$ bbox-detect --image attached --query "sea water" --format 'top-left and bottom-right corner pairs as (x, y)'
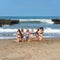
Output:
(0, 17), (60, 39)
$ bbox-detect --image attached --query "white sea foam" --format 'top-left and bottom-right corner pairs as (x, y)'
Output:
(39, 19), (54, 24)
(0, 28), (60, 33)
(44, 28), (60, 33)
(0, 37), (16, 39)
(19, 19), (54, 24)
(0, 28), (17, 32)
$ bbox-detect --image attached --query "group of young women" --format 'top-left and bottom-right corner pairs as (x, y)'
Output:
(16, 27), (44, 42)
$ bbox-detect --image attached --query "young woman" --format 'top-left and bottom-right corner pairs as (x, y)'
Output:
(30, 29), (35, 41)
(34, 28), (39, 41)
(20, 29), (26, 42)
(16, 29), (23, 42)
(38, 27), (44, 41)
(20, 29), (24, 36)
(25, 29), (30, 41)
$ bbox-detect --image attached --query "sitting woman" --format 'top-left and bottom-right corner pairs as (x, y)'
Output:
(25, 29), (30, 41)
(16, 29), (23, 42)
(30, 29), (35, 41)
(34, 28), (39, 41)
(20, 29), (24, 36)
(38, 27), (44, 41)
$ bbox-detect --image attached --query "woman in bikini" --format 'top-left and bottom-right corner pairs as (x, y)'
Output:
(38, 27), (44, 41)
(30, 29), (35, 41)
(25, 29), (30, 41)
(16, 29), (23, 42)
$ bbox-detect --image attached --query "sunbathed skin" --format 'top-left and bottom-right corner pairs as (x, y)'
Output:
(16, 29), (23, 42)
(38, 27), (44, 41)
(30, 29), (35, 41)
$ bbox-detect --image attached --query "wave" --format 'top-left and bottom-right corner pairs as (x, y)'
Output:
(0, 28), (17, 32)
(19, 19), (54, 24)
(0, 37), (16, 39)
(44, 28), (60, 33)
(0, 28), (60, 33)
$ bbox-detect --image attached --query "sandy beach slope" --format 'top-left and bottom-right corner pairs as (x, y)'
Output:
(0, 38), (60, 60)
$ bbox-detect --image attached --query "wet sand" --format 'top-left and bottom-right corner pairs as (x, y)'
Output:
(0, 38), (60, 60)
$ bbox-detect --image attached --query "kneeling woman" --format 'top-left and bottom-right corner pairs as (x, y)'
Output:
(16, 29), (23, 42)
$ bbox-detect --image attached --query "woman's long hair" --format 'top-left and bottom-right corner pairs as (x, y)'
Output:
(17, 29), (23, 38)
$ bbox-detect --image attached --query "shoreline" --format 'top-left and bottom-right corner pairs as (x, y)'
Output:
(0, 37), (60, 40)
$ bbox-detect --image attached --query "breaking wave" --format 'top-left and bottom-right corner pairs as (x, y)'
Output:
(0, 28), (60, 33)
(19, 19), (54, 24)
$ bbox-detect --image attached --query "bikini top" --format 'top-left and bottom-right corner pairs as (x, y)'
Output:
(30, 32), (35, 34)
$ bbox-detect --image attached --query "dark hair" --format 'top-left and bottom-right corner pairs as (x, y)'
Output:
(17, 29), (23, 38)
(37, 28), (39, 31)
(39, 27), (44, 31)
(18, 29), (20, 32)
(36, 28), (39, 34)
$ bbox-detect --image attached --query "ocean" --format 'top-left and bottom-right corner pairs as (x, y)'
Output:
(0, 17), (60, 39)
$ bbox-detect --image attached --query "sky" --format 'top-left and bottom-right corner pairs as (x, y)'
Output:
(0, 0), (60, 16)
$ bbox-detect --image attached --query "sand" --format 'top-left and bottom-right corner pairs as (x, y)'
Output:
(0, 38), (60, 60)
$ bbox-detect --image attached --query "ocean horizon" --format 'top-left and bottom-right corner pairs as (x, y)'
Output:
(0, 16), (60, 19)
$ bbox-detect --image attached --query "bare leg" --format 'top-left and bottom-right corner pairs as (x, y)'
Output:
(15, 37), (20, 42)
(38, 35), (43, 41)
(39, 37), (43, 41)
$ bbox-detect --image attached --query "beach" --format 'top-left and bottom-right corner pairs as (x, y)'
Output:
(0, 38), (60, 60)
